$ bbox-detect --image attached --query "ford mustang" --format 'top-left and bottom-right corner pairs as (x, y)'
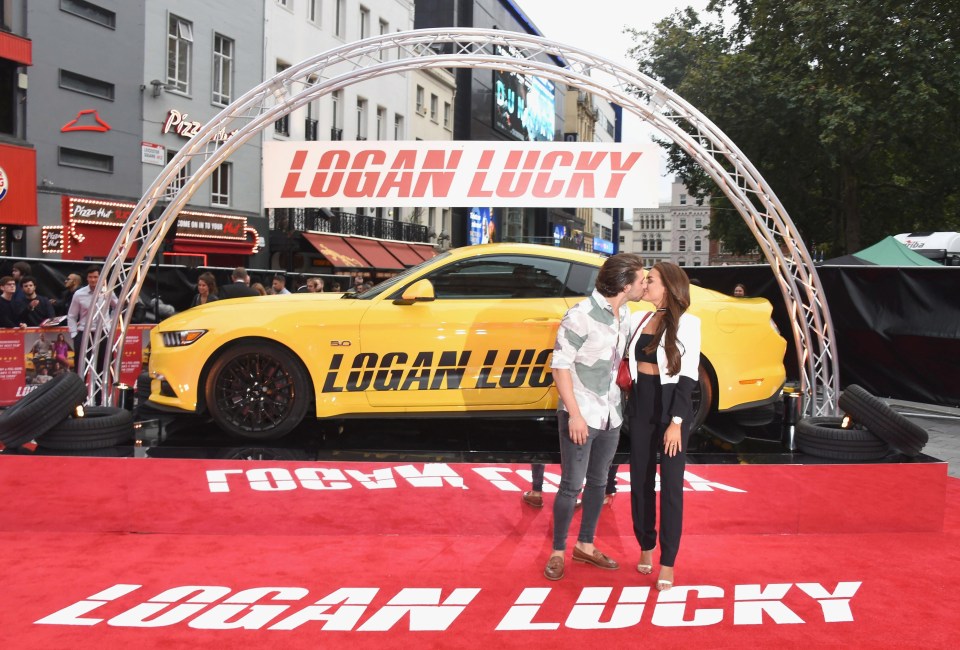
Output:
(148, 243), (786, 439)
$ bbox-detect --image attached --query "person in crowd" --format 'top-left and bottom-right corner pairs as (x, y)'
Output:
(190, 272), (219, 308)
(352, 275), (365, 292)
(53, 333), (72, 369)
(626, 262), (701, 592)
(20, 276), (56, 327)
(0, 276), (26, 328)
(53, 273), (83, 316)
(733, 283), (746, 297)
(11, 261), (31, 304)
(307, 277), (324, 292)
(67, 265), (119, 391)
(330, 281), (342, 292)
(271, 274), (291, 295)
(523, 463), (620, 508)
(543, 252), (646, 581)
(251, 282), (268, 296)
(360, 281), (374, 293)
(220, 267), (259, 299)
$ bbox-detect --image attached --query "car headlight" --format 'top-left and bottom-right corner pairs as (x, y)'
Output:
(161, 330), (207, 347)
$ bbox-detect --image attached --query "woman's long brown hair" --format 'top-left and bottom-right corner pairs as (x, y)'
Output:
(641, 262), (691, 376)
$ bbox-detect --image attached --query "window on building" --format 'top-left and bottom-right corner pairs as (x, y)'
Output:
(679, 193), (687, 205)
(60, 0), (116, 29)
(334, 0), (345, 37)
(59, 70), (114, 100)
(305, 100), (319, 141)
(167, 14), (193, 93)
(394, 114), (404, 139)
(211, 162), (232, 206)
(656, 237), (663, 251)
(274, 63), (290, 136)
(415, 86), (425, 114)
(356, 97), (368, 139)
(694, 237), (702, 252)
(331, 89), (342, 133)
(307, 0), (320, 24)
(165, 149), (189, 199)
(374, 106), (385, 140)
(59, 147), (113, 173)
(678, 237), (686, 252)
(212, 34), (234, 106)
(679, 217), (687, 229)
(276, 0), (290, 7)
(443, 101), (451, 129)
(378, 19), (389, 59)
(695, 217), (702, 229)
(678, 259), (686, 267)
(693, 259), (702, 266)
(360, 6), (370, 39)
(430, 94), (438, 122)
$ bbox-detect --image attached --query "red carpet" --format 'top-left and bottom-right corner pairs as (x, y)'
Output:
(0, 456), (957, 648)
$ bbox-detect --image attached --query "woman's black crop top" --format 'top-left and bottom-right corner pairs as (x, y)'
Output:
(634, 333), (658, 363)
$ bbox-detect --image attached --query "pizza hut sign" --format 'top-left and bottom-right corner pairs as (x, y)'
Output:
(162, 109), (238, 142)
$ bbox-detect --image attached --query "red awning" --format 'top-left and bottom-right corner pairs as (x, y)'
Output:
(408, 243), (438, 262)
(302, 232), (371, 269)
(172, 237), (257, 257)
(380, 241), (426, 267)
(0, 32), (32, 66)
(346, 237), (404, 270)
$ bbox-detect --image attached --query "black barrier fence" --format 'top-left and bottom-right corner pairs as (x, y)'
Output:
(3, 257), (958, 407)
(684, 264), (960, 408)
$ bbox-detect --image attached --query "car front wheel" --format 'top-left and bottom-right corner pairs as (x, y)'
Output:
(205, 341), (311, 440)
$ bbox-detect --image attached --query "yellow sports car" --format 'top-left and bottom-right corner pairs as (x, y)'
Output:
(148, 243), (786, 439)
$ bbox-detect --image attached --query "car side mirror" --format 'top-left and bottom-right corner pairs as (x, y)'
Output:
(394, 279), (435, 305)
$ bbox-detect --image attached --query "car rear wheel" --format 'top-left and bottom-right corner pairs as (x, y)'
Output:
(691, 362), (713, 431)
(205, 342), (311, 440)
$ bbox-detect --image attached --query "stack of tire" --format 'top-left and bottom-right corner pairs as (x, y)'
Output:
(796, 384), (929, 461)
(0, 373), (135, 454)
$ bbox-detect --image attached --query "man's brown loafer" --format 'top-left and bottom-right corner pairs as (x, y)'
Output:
(544, 555), (565, 581)
(522, 491), (544, 508)
(572, 546), (619, 570)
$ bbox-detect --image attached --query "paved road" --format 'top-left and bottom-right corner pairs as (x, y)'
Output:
(890, 399), (960, 478)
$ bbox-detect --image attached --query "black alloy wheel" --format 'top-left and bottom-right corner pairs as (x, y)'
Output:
(205, 342), (311, 440)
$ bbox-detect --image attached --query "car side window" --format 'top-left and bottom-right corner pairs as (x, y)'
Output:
(426, 255), (570, 299)
(564, 263), (599, 297)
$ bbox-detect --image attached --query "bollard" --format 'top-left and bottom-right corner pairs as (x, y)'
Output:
(781, 386), (801, 451)
(115, 383), (134, 411)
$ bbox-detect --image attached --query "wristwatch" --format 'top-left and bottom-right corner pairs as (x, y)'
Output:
(671, 415), (683, 425)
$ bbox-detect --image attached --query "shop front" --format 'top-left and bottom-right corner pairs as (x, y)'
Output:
(43, 195), (259, 265)
(0, 142), (38, 258)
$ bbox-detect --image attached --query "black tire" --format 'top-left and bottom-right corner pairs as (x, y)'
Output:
(218, 447), (310, 461)
(0, 372), (86, 449)
(37, 406), (134, 450)
(205, 341), (311, 440)
(796, 416), (891, 461)
(33, 445), (132, 457)
(837, 384), (928, 457)
(691, 361), (714, 431)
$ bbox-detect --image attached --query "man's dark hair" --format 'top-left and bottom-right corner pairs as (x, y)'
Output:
(12, 261), (31, 275)
(273, 274), (286, 286)
(231, 266), (249, 281)
(85, 265), (100, 278)
(20, 275), (37, 286)
(595, 253), (645, 297)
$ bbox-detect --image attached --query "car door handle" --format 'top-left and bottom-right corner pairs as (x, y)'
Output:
(523, 317), (560, 323)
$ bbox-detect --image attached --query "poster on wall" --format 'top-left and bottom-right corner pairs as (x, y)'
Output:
(468, 207), (498, 246)
(0, 326), (153, 407)
(493, 44), (556, 142)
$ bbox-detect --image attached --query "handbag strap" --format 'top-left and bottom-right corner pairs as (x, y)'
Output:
(623, 311), (654, 360)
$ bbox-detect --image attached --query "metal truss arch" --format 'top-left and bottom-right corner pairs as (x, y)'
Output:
(84, 28), (838, 416)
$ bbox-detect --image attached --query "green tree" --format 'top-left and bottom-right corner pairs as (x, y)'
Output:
(629, 1), (960, 255)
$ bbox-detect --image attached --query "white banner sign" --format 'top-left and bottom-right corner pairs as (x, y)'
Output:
(263, 141), (659, 208)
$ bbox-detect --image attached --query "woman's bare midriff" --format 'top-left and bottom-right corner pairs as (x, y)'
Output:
(636, 361), (659, 376)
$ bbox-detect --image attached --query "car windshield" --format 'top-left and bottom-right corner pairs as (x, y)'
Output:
(342, 251), (452, 300)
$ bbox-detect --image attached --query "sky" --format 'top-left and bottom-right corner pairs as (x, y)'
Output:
(511, 0), (716, 198)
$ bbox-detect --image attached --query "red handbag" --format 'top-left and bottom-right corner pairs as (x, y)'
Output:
(616, 312), (654, 390)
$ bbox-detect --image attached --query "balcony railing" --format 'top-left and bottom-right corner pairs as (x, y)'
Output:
(270, 208), (430, 244)
(330, 127), (343, 140)
(304, 118), (318, 141)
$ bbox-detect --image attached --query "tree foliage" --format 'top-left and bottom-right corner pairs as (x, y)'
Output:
(628, 0), (960, 255)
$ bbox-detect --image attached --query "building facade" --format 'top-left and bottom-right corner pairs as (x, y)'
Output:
(20, 0), (265, 267)
(628, 180), (712, 267)
(414, 0), (574, 248)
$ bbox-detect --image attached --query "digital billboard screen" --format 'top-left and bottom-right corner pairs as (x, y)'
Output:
(493, 45), (556, 142)
(469, 207), (498, 246)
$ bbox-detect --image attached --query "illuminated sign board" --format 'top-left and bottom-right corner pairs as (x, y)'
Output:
(493, 44), (556, 142)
